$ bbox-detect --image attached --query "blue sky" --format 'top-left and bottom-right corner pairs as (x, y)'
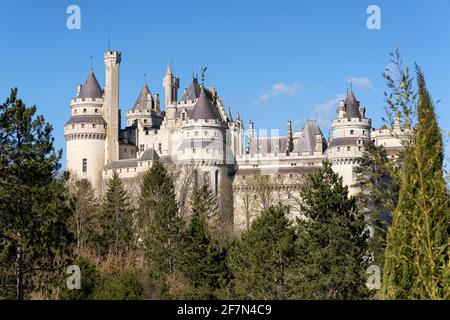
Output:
(1, 0), (449, 166)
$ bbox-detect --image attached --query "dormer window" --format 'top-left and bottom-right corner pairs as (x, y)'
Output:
(95, 109), (98, 113)
(83, 109), (87, 113)
(81, 124), (85, 128)
(93, 124), (96, 128)
(350, 130), (354, 135)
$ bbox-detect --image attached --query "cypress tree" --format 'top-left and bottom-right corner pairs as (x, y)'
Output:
(287, 160), (369, 299)
(383, 67), (450, 299)
(228, 205), (296, 299)
(143, 161), (183, 297)
(99, 171), (134, 256)
(0, 88), (74, 299)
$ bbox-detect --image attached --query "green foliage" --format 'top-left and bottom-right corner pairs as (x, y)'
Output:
(287, 160), (369, 299)
(354, 140), (398, 266)
(178, 184), (227, 299)
(0, 88), (74, 299)
(228, 205), (296, 299)
(142, 162), (183, 298)
(99, 171), (134, 256)
(92, 271), (144, 300)
(383, 66), (450, 300)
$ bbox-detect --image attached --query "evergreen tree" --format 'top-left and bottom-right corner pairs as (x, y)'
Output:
(69, 179), (100, 251)
(179, 184), (226, 299)
(143, 161), (183, 298)
(99, 171), (134, 256)
(287, 160), (369, 299)
(228, 205), (296, 299)
(0, 88), (74, 299)
(383, 67), (450, 299)
(353, 140), (398, 266)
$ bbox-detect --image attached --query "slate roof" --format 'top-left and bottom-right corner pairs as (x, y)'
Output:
(66, 115), (107, 126)
(104, 159), (138, 170)
(139, 148), (160, 161)
(132, 83), (153, 112)
(329, 137), (370, 147)
(78, 70), (103, 99)
(293, 121), (326, 153)
(344, 89), (362, 119)
(190, 88), (220, 120)
(180, 78), (213, 102)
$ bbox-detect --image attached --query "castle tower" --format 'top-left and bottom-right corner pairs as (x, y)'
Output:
(103, 51), (121, 163)
(64, 69), (107, 190)
(327, 87), (371, 195)
(163, 64), (179, 107)
(178, 87), (229, 194)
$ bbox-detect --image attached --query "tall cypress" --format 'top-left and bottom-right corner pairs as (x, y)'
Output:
(383, 67), (450, 299)
(99, 171), (134, 256)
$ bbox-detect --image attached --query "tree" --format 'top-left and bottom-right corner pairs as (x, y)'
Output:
(178, 184), (227, 299)
(68, 179), (100, 251)
(59, 257), (99, 300)
(353, 140), (398, 267)
(287, 160), (369, 299)
(228, 205), (296, 299)
(143, 161), (183, 298)
(92, 271), (144, 300)
(383, 67), (450, 300)
(99, 171), (134, 256)
(0, 88), (74, 299)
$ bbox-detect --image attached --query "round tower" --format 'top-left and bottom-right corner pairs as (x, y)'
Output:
(327, 88), (372, 194)
(177, 87), (229, 194)
(64, 69), (107, 191)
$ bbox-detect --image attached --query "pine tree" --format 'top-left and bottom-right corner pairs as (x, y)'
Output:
(383, 67), (450, 299)
(287, 160), (369, 299)
(99, 171), (134, 256)
(69, 179), (100, 251)
(0, 88), (74, 299)
(228, 205), (296, 299)
(178, 184), (226, 299)
(353, 140), (398, 267)
(143, 161), (183, 298)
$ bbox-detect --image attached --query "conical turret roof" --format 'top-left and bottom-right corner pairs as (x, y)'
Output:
(78, 70), (103, 99)
(191, 87), (219, 120)
(132, 83), (153, 111)
(344, 89), (362, 119)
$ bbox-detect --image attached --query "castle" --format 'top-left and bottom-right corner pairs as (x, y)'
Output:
(64, 50), (409, 232)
